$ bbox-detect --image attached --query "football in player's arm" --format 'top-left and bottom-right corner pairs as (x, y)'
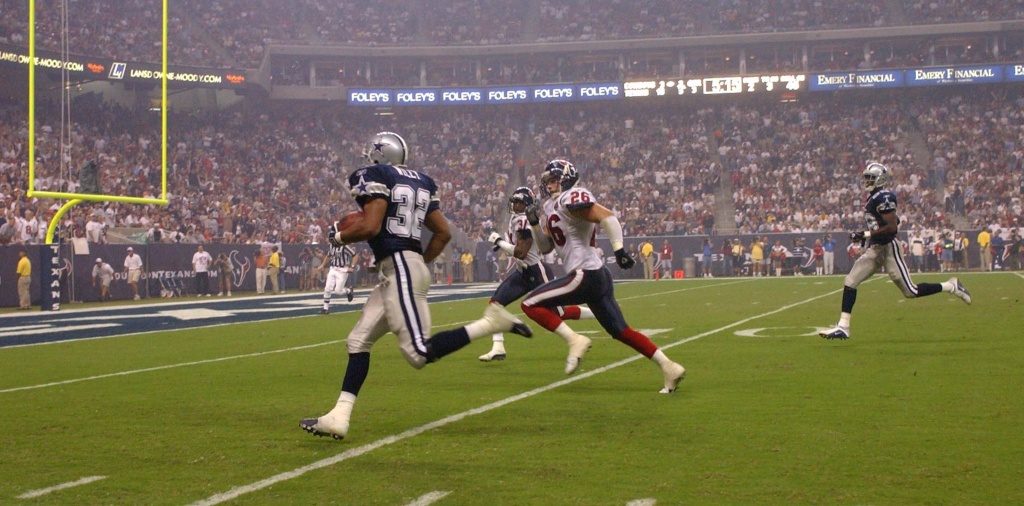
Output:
(819, 162), (972, 340)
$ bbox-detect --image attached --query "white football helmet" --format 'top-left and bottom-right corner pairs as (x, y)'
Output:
(862, 162), (890, 191)
(364, 131), (408, 166)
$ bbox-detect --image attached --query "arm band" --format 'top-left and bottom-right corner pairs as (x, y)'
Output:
(599, 215), (625, 251)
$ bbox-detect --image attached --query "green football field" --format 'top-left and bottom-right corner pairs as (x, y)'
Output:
(2, 273), (1022, 505)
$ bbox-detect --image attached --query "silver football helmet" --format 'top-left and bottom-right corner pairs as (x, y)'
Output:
(862, 162), (890, 191)
(364, 131), (408, 166)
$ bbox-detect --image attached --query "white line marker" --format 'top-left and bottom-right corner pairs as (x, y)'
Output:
(626, 499), (657, 506)
(0, 324), (120, 339)
(403, 490), (451, 506)
(17, 475), (106, 499)
(187, 287), (845, 506)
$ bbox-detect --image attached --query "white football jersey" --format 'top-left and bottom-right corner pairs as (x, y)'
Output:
(507, 213), (542, 268)
(542, 187), (605, 273)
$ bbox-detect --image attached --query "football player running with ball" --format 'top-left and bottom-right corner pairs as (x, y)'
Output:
(479, 186), (595, 362)
(819, 162), (972, 340)
(300, 132), (531, 441)
(520, 160), (686, 393)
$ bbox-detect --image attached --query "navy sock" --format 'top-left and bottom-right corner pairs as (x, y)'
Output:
(841, 286), (857, 314)
(425, 328), (471, 362)
(916, 283), (942, 297)
(341, 352), (370, 396)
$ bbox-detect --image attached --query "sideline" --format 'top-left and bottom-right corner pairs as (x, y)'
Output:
(187, 284), (845, 506)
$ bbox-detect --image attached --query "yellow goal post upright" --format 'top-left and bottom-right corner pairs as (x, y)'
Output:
(25, 0), (169, 309)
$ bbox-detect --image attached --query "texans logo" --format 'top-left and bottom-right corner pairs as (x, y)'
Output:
(229, 250), (250, 288)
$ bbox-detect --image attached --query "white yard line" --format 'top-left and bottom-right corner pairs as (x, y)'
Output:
(403, 491), (452, 506)
(17, 476), (107, 499)
(187, 286), (844, 506)
(625, 499), (657, 506)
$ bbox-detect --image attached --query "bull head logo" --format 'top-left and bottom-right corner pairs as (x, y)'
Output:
(229, 250), (250, 288)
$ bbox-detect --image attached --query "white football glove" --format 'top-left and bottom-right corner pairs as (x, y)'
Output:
(487, 231), (502, 244)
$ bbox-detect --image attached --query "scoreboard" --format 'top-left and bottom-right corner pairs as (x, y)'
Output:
(622, 74), (805, 98)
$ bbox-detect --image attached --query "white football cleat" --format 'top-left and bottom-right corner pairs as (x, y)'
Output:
(660, 361), (686, 394)
(949, 277), (972, 305)
(478, 349), (507, 362)
(299, 413), (348, 440)
(818, 325), (851, 340)
(564, 334), (592, 375)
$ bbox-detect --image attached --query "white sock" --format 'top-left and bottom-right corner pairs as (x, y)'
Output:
(838, 312), (851, 329)
(553, 322), (578, 342)
(464, 318), (494, 340)
(578, 307), (595, 319)
(941, 281), (954, 292)
(327, 391), (356, 421)
(651, 349), (671, 368)
(466, 304), (508, 340)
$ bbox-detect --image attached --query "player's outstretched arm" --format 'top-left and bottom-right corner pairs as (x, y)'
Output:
(422, 210), (452, 264)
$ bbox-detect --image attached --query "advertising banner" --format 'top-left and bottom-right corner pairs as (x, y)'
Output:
(0, 42), (251, 89)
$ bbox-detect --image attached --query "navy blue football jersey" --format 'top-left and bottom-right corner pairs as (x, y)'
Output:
(865, 189), (898, 246)
(347, 164), (441, 262)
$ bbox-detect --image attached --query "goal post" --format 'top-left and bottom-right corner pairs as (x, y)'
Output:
(25, 0), (170, 245)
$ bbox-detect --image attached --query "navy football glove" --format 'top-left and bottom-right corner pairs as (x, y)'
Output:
(614, 248), (636, 269)
(525, 204), (540, 226)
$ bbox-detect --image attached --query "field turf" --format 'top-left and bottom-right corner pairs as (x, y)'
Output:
(1, 273), (1021, 505)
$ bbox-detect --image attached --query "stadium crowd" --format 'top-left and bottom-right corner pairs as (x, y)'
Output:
(3, 89), (1023, 256)
(4, 0), (1024, 70)
(916, 90), (1024, 234)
